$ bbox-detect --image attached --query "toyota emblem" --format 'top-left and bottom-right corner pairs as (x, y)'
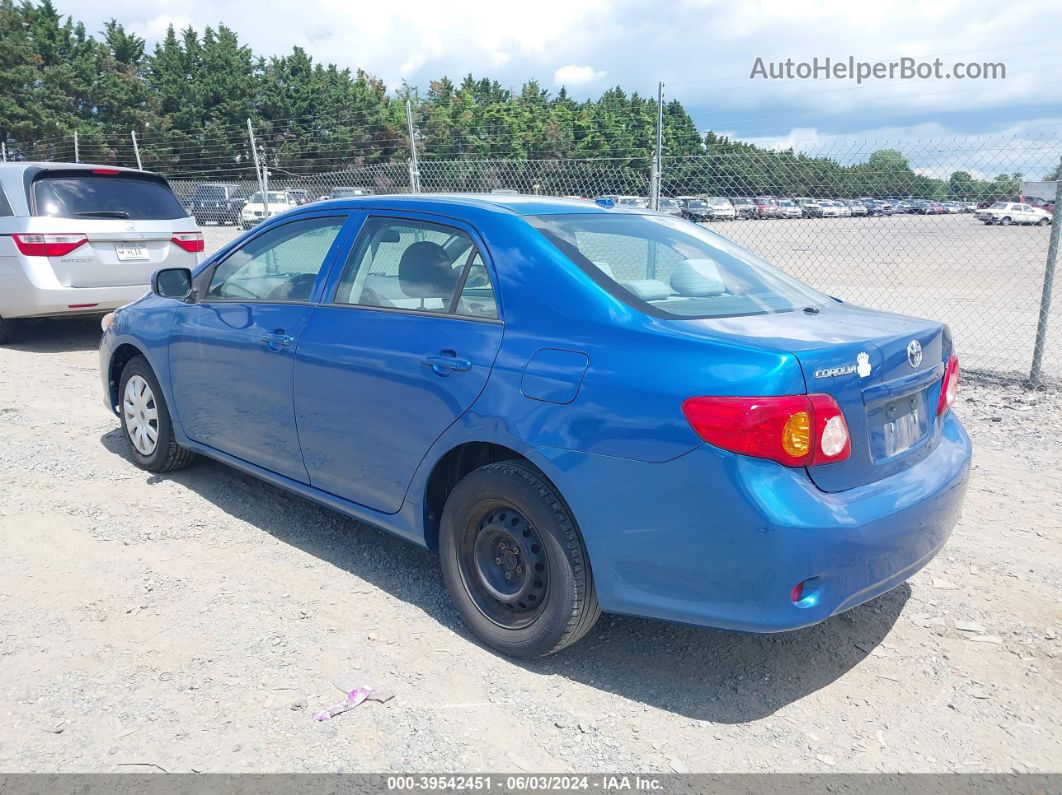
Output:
(907, 339), (923, 368)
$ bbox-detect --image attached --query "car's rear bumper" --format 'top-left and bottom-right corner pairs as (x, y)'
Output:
(0, 275), (149, 319)
(536, 411), (971, 633)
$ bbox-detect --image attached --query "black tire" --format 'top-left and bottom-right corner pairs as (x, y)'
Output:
(0, 315), (18, 345)
(1001, 216), (1012, 226)
(117, 355), (196, 473)
(439, 460), (600, 658)
(1038, 217), (1050, 227)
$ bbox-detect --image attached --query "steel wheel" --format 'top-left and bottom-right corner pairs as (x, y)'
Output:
(123, 374), (159, 456)
(458, 502), (550, 630)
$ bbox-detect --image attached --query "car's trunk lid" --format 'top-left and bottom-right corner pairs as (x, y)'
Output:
(673, 302), (949, 492)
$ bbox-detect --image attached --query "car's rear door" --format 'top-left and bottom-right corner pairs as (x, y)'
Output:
(293, 212), (504, 514)
(169, 212), (353, 481)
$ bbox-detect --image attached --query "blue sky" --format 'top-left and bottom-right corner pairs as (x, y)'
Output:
(60, 0), (1062, 175)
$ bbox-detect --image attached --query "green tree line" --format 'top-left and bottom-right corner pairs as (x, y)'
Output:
(0, 0), (1044, 200)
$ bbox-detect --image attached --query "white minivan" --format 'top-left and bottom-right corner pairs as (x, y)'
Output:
(0, 162), (203, 343)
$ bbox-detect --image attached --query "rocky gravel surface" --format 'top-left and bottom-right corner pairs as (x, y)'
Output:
(0, 316), (1059, 773)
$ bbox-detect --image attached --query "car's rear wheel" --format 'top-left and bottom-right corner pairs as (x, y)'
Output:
(118, 356), (196, 473)
(1038, 217), (1050, 227)
(0, 315), (17, 345)
(1000, 216), (1012, 226)
(440, 460), (600, 658)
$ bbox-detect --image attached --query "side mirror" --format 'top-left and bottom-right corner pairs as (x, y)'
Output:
(152, 267), (194, 301)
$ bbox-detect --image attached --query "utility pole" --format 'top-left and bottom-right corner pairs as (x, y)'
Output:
(1, 142), (6, 163)
(406, 99), (421, 193)
(74, 131), (80, 163)
(247, 118), (267, 211)
(650, 81), (664, 211)
(261, 147), (270, 219)
(131, 130), (143, 170)
(1030, 155), (1062, 385)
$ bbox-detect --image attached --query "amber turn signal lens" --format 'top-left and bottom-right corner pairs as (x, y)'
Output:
(781, 411), (811, 458)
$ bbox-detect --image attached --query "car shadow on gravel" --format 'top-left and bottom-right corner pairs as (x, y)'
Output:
(7, 316), (103, 353)
(100, 428), (909, 724)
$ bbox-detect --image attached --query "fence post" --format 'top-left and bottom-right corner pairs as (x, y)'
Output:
(73, 130), (79, 163)
(1, 141), (6, 162)
(649, 81), (663, 211)
(131, 130), (143, 170)
(1029, 156), (1062, 386)
(247, 118), (267, 212)
(406, 99), (421, 193)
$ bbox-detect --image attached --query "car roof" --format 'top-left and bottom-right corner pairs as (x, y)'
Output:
(307, 193), (635, 216)
(0, 161), (153, 175)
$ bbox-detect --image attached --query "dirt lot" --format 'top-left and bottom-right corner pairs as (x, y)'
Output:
(204, 211), (1060, 380)
(0, 316), (1059, 773)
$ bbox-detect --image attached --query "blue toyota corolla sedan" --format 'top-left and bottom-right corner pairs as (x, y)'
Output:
(99, 195), (971, 657)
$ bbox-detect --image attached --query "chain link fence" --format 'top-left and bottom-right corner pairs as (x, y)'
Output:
(119, 138), (1062, 385)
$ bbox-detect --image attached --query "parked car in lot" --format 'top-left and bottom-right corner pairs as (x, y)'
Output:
(705, 197), (737, 220)
(657, 197), (683, 216)
(975, 202), (1053, 226)
(99, 194), (970, 657)
(754, 197), (783, 218)
(597, 195), (648, 209)
(287, 188), (312, 206)
(240, 190), (299, 228)
(845, 200), (868, 217)
(775, 199), (801, 219)
(861, 199), (891, 216)
(819, 200), (850, 218)
(909, 200), (932, 215)
(0, 162), (203, 344)
(731, 197), (758, 219)
(680, 198), (715, 221)
(794, 198), (822, 218)
(190, 183), (244, 226)
(941, 201), (961, 214)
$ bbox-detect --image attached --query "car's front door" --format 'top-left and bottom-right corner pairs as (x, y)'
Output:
(294, 213), (504, 513)
(169, 213), (352, 480)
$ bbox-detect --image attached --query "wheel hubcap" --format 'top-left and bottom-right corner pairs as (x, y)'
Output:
(460, 504), (549, 629)
(123, 375), (159, 456)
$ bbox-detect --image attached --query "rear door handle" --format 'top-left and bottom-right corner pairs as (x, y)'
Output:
(421, 351), (472, 375)
(261, 331), (295, 348)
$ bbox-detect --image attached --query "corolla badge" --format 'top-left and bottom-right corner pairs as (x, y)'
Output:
(907, 339), (923, 368)
(814, 351), (872, 379)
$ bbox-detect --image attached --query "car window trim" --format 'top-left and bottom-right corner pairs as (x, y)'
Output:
(196, 212), (354, 305)
(324, 211), (503, 323)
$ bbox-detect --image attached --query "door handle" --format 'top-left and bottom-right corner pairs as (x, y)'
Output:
(421, 351), (472, 375)
(261, 331), (295, 348)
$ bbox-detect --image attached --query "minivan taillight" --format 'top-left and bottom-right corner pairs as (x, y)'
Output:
(937, 354), (959, 415)
(682, 394), (851, 467)
(12, 233), (88, 257)
(171, 232), (204, 253)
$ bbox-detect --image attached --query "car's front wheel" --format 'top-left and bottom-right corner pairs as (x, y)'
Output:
(440, 461), (600, 658)
(118, 356), (196, 473)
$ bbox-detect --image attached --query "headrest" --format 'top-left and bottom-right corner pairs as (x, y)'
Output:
(621, 279), (671, 302)
(591, 260), (616, 279)
(670, 259), (726, 297)
(398, 241), (456, 298)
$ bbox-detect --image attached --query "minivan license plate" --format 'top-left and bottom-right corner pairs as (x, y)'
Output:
(115, 243), (148, 261)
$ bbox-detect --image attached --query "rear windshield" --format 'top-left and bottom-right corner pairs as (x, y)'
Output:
(527, 213), (826, 319)
(32, 172), (188, 220)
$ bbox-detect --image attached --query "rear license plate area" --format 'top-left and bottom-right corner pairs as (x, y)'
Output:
(115, 242), (148, 261)
(868, 390), (930, 460)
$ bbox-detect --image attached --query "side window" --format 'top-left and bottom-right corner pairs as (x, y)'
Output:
(0, 183), (13, 217)
(206, 216), (345, 302)
(334, 217), (498, 318)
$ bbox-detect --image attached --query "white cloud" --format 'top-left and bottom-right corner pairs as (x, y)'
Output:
(553, 64), (607, 87)
(56, 0), (1062, 137)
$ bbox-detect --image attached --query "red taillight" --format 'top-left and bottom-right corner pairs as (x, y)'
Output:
(938, 354), (959, 415)
(170, 232), (204, 253)
(682, 394), (851, 467)
(92, 168), (120, 175)
(12, 233), (88, 257)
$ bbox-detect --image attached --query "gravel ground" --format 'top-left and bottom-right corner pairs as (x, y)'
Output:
(0, 317), (1059, 774)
